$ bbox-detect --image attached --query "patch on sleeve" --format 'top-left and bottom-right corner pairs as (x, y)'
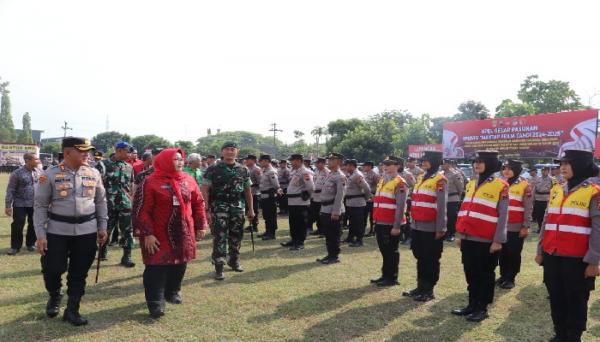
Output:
(436, 179), (445, 192)
(501, 186), (509, 199)
(525, 185), (533, 197)
(304, 173), (310, 181)
(39, 175), (48, 184)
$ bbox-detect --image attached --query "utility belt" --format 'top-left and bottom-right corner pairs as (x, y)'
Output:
(344, 194), (364, 200)
(535, 191), (550, 195)
(321, 199), (334, 206)
(314, 189), (322, 193)
(287, 191), (311, 201)
(49, 212), (96, 224)
(449, 192), (459, 196)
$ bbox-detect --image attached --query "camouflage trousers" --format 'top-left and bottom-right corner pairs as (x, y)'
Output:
(107, 208), (133, 249)
(211, 209), (245, 265)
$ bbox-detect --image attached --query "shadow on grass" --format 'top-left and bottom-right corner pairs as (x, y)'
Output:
(199, 261), (321, 287)
(0, 268), (42, 279)
(495, 284), (553, 341)
(249, 285), (377, 323)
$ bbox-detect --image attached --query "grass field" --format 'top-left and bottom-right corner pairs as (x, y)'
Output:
(1, 173), (600, 341)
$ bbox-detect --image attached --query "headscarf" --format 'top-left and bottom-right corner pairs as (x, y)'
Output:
(476, 157), (502, 186)
(567, 158), (599, 190)
(149, 148), (187, 218)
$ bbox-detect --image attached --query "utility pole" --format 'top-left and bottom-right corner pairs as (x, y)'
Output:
(269, 123), (282, 155)
(61, 121), (72, 137)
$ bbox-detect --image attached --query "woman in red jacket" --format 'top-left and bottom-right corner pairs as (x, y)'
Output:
(133, 148), (208, 318)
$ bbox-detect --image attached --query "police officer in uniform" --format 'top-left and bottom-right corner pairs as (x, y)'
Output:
(403, 151), (447, 301)
(34, 137), (108, 326)
(452, 150), (508, 322)
(278, 160), (290, 215)
(309, 157), (329, 236)
(317, 153), (346, 264)
(399, 159), (416, 244)
(534, 166), (554, 232)
(244, 155), (261, 233)
(537, 149), (600, 342)
(281, 154), (315, 250)
(442, 159), (464, 242)
(362, 161), (380, 236)
(343, 159), (371, 247)
(258, 154), (280, 240)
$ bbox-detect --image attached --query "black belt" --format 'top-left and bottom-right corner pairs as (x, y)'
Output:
(49, 212), (96, 224)
(536, 191), (550, 195)
(321, 199), (334, 206)
(314, 189), (322, 193)
(449, 192), (459, 196)
(260, 189), (275, 194)
(287, 193), (301, 198)
(344, 194), (364, 200)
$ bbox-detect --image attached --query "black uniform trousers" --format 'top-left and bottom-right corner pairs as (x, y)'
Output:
(41, 232), (97, 298)
(289, 205), (309, 245)
(402, 199), (412, 238)
(10, 207), (36, 249)
(411, 229), (443, 292)
(363, 201), (374, 230)
(278, 188), (288, 214)
(375, 224), (400, 281)
(460, 239), (500, 309)
(143, 263), (187, 304)
(261, 196), (278, 236)
(246, 194), (260, 228)
(543, 253), (595, 339)
(321, 213), (342, 258)
(346, 206), (366, 243)
(499, 231), (525, 282)
(446, 201), (460, 237)
(533, 200), (548, 229)
(309, 200), (322, 234)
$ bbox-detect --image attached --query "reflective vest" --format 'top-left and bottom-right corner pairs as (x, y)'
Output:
(507, 178), (529, 224)
(373, 175), (406, 224)
(457, 177), (508, 240)
(411, 172), (446, 222)
(542, 182), (600, 257)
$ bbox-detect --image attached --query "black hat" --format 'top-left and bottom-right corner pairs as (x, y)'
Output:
(141, 151), (152, 161)
(279, 159), (288, 164)
(554, 149), (594, 164)
(407, 157), (417, 162)
(206, 154), (216, 159)
(303, 158), (312, 163)
(93, 151), (103, 158)
(288, 154), (304, 161)
(316, 157), (326, 163)
(327, 152), (345, 160)
(503, 159), (523, 169)
(473, 150), (499, 162)
(271, 159), (279, 164)
(343, 159), (358, 167)
(259, 154), (272, 161)
(421, 151), (443, 163)
(151, 148), (163, 156)
(221, 141), (238, 150)
(62, 137), (94, 151)
(363, 161), (374, 167)
(382, 156), (402, 165)
(245, 154), (257, 161)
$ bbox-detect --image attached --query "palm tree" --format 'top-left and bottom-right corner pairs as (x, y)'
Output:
(311, 126), (326, 157)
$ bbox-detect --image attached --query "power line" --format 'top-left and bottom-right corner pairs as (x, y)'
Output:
(61, 121), (73, 137)
(268, 123), (282, 154)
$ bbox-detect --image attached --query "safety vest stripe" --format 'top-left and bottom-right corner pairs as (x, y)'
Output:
(412, 201), (437, 209)
(459, 211), (498, 223)
(468, 196), (498, 209)
(374, 203), (397, 209)
(508, 206), (525, 212)
(414, 189), (436, 197)
(375, 192), (395, 200)
(544, 224), (591, 235)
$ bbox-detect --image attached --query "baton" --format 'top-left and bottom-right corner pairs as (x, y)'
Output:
(95, 243), (101, 284)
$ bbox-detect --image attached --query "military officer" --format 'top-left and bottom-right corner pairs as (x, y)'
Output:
(317, 153), (346, 264)
(258, 154), (280, 240)
(281, 154), (315, 250)
(343, 159), (371, 247)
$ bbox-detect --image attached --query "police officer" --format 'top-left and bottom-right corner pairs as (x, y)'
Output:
(309, 157), (329, 236)
(536, 149), (600, 342)
(245, 154), (261, 233)
(317, 153), (346, 264)
(34, 137), (108, 326)
(533, 166), (554, 232)
(362, 161), (380, 236)
(278, 160), (290, 215)
(403, 151), (447, 301)
(452, 150), (508, 322)
(202, 141), (254, 280)
(281, 154), (314, 250)
(399, 159), (416, 244)
(370, 156), (408, 287)
(258, 154), (280, 240)
(442, 159), (464, 242)
(343, 159), (371, 247)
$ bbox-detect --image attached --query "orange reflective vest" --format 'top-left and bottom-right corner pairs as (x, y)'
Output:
(411, 172), (446, 222)
(507, 178), (529, 224)
(542, 182), (600, 257)
(373, 175), (406, 224)
(457, 177), (508, 240)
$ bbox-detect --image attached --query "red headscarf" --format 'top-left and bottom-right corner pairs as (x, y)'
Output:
(149, 148), (187, 217)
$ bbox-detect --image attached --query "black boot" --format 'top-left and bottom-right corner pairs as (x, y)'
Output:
(465, 304), (489, 322)
(451, 298), (476, 316)
(63, 297), (88, 326)
(215, 263), (225, 280)
(46, 293), (63, 318)
(98, 244), (108, 261)
(165, 292), (182, 304)
(370, 276), (385, 284)
(120, 248), (135, 268)
(147, 300), (165, 319)
(227, 260), (244, 272)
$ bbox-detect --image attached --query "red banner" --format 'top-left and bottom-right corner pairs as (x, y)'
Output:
(443, 109), (598, 159)
(408, 144), (443, 159)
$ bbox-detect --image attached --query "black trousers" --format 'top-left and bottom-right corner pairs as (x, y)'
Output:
(41, 232), (97, 298)
(403, 199), (412, 237)
(446, 202), (460, 236)
(289, 205), (309, 245)
(543, 253), (595, 338)
(460, 239), (500, 309)
(499, 231), (525, 282)
(533, 200), (548, 229)
(10, 207), (36, 249)
(375, 224), (400, 280)
(346, 206), (366, 242)
(278, 189), (288, 213)
(321, 213), (342, 258)
(246, 194), (260, 228)
(261, 196), (278, 236)
(143, 263), (187, 304)
(363, 201), (374, 230)
(309, 200), (322, 234)
(411, 229), (443, 292)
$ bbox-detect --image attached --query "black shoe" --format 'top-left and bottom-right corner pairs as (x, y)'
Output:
(320, 257), (340, 265)
(227, 261), (244, 272)
(401, 238), (411, 245)
(370, 276), (385, 284)
(499, 280), (515, 290)
(495, 277), (506, 286)
(261, 235), (276, 241)
(165, 293), (182, 304)
(402, 288), (421, 297)
(290, 244), (305, 251)
(349, 241), (364, 247)
(46, 294), (63, 318)
(26, 245), (36, 252)
(377, 279), (399, 287)
(215, 263), (225, 280)
(6, 248), (19, 255)
(445, 235), (455, 242)
(280, 241), (294, 247)
(63, 297), (88, 326)
(147, 301), (165, 319)
(465, 309), (489, 322)
(414, 292), (435, 302)
(120, 248), (135, 268)
(451, 306), (475, 316)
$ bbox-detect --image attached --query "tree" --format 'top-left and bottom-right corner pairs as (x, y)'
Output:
(430, 116), (450, 143)
(40, 142), (62, 155)
(311, 126), (326, 157)
(132, 135), (171, 152)
(293, 130), (304, 140)
(517, 74), (583, 114)
(454, 100), (490, 121)
(495, 99), (536, 118)
(196, 130), (284, 158)
(326, 118), (364, 152)
(92, 131), (132, 153)
(17, 112), (34, 144)
(174, 140), (195, 155)
(0, 80), (16, 142)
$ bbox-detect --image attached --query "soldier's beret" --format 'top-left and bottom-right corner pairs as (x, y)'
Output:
(206, 154), (216, 159)
(114, 141), (130, 150)
(245, 154), (257, 160)
(221, 141), (239, 150)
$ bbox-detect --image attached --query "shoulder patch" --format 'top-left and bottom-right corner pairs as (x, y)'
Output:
(525, 185), (533, 197)
(39, 175), (48, 184)
(436, 179), (445, 192)
(304, 173), (310, 181)
(501, 185), (509, 199)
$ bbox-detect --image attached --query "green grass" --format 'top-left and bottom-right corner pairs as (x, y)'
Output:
(1, 173), (599, 342)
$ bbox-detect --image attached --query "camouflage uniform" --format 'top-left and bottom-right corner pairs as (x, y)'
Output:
(203, 161), (251, 265)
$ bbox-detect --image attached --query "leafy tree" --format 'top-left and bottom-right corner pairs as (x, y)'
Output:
(196, 131), (285, 158)
(311, 126), (326, 157)
(174, 140), (195, 155)
(0, 80), (16, 142)
(326, 118), (365, 152)
(131, 135), (171, 152)
(40, 142), (62, 155)
(517, 74), (583, 114)
(91, 131), (132, 153)
(454, 100), (490, 121)
(430, 116), (450, 143)
(293, 130), (304, 139)
(17, 112), (34, 144)
(495, 99), (536, 118)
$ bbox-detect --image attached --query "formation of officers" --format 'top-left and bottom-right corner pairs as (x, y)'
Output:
(9, 135), (599, 342)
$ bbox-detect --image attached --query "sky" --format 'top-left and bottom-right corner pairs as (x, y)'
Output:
(1, 0), (599, 144)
